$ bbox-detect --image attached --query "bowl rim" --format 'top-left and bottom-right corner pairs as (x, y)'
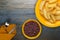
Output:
(22, 19), (42, 39)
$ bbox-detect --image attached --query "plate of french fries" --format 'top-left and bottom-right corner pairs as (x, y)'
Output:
(35, 0), (60, 27)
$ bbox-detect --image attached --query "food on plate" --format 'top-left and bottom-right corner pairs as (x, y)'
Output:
(39, 0), (60, 23)
(40, 0), (46, 11)
(24, 21), (40, 37)
(48, 0), (57, 3)
(55, 16), (60, 20)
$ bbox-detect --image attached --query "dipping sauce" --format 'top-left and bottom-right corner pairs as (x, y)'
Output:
(24, 21), (40, 37)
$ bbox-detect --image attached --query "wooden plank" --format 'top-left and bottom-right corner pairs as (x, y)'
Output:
(0, 0), (37, 8)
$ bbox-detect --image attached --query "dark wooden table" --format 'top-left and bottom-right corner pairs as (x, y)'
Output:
(0, 0), (60, 40)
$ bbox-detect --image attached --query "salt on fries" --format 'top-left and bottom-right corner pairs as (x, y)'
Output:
(39, 0), (60, 23)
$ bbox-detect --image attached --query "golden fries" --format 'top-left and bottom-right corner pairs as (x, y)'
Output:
(39, 0), (60, 23)
(48, 19), (54, 23)
(56, 10), (60, 15)
(56, 6), (60, 11)
(50, 15), (56, 22)
(55, 16), (60, 20)
(43, 9), (48, 19)
(40, 0), (46, 11)
(47, 13), (51, 19)
(45, 3), (54, 11)
(47, 3), (56, 8)
(47, 14), (56, 23)
(57, 0), (60, 7)
(48, 0), (57, 3)
(49, 8), (56, 14)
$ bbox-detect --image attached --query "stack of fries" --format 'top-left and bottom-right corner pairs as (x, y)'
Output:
(40, 0), (60, 23)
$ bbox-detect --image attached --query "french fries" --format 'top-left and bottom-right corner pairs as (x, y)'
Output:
(48, 19), (54, 23)
(55, 16), (60, 20)
(47, 14), (56, 23)
(48, 0), (57, 3)
(55, 10), (60, 15)
(49, 8), (56, 14)
(47, 13), (51, 19)
(57, 0), (60, 7)
(47, 3), (56, 8)
(50, 14), (56, 22)
(40, 0), (46, 11)
(45, 3), (54, 11)
(39, 0), (60, 23)
(43, 9), (48, 19)
(56, 6), (60, 11)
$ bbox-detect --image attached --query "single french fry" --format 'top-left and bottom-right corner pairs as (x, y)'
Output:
(47, 13), (51, 19)
(49, 8), (56, 14)
(57, 10), (60, 14)
(48, 7), (55, 12)
(52, 9), (56, 14)
(56, 6), (60, 11)
(55, 10), (60, 15)
(48, 0), (57, 3)
(45, 2), (50, 11)
(48, 19), (54, 23)
(45, 2), (56, 12)
(47, 3), (56, 8)
(40, 0), (46, 11)
(45, 2), (48, 8)
(50, 14), (56, 23)
(55, 16), (60, 20)
(39, 8), (43, 15)
(43, 9), (49, 19)
(47, 15), (54, 23)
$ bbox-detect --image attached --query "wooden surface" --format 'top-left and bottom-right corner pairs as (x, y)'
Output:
(0, 0), (60, 40)
(0, 0), (36, 9)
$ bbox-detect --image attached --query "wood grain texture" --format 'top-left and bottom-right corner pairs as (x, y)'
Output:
(0, 0), (60, 40)
(0, 0), (37, 9)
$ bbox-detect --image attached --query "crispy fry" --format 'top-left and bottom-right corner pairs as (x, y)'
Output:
(45, 2), (56, 12)
(56, 6), (60, 11)
(48, 0), (57, 3)
(50, 15), (56, 22)
(47, 14), (55, 23)
(49, 19), (54, 23)
(57, 10), (60, 14)
(55, 16), (60, 20)
(43, 9), (49, 19)
(40, 0), (46, 11)
(55, 10), (60, 15)
(47, 13), (51, 19)
(45, 2), (53, 11)
(47, 3), (56, 8)
(49, 8), (56, 14)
